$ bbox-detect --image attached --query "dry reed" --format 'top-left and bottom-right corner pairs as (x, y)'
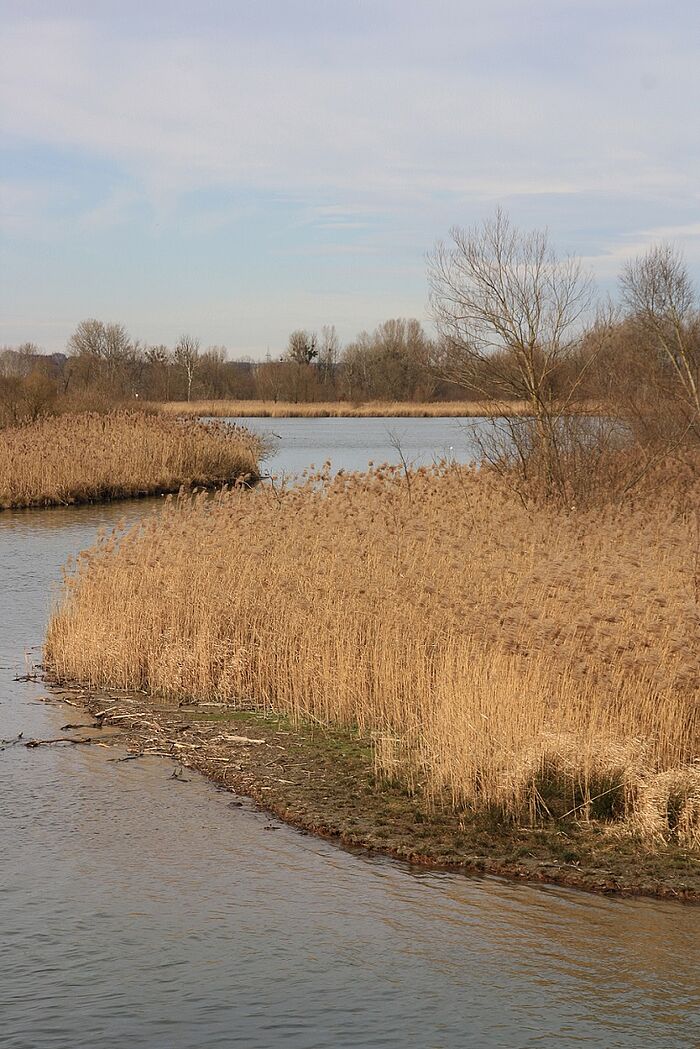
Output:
(45, 462), (699, 846)
(0, 411), (260, 510)
(149, 399), (542, 419)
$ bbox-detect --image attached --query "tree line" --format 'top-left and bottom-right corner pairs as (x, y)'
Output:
(0, 316), (452, 422)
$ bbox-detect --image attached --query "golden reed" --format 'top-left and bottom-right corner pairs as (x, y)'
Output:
(150, 398), (542, 419)
(0, 410), (260, 509)
(45, 462), (699, 846)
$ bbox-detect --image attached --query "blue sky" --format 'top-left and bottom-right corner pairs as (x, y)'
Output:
(1, 0), (699, 356)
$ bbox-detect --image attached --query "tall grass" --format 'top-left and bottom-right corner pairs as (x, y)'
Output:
(150, 398), (544, 419)
(0, 411), (260, 510)
(45, 462), (699, 846)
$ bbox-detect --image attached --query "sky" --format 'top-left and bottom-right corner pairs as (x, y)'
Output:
(1, 0), (699, 357)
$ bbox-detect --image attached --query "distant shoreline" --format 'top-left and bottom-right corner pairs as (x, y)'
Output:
(149, 398), (547, 419)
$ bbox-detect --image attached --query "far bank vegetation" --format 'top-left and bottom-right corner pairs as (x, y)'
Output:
(153, 398), (541, 419)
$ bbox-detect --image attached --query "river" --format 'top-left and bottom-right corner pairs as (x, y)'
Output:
(1, 418), (698, 1048)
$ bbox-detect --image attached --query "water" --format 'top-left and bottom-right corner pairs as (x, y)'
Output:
(218, 415), (490, 477)
(1, 419), (698, 1049)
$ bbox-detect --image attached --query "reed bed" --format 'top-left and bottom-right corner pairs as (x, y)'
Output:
(150, 398), (540, 419)
(0, 411), (260, 510)
(45, 463), (699, 846)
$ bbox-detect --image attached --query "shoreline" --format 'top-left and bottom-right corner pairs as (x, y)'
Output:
(0, 474), (260, 513)
(42, 682), (700, 903)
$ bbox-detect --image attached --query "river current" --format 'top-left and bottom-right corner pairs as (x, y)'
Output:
(1, 418), (698, 1048)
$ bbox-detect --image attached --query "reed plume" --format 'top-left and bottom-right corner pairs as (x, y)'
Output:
(45, 461), (699, 846)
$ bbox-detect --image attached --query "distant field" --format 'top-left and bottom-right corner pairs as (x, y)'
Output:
(149, 399), (539, 418)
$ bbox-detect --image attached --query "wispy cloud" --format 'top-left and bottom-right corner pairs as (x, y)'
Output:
(1, 2), (699, 351)
(3, 11), (697, 206)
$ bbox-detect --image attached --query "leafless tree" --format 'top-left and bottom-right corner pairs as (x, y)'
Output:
(620, 244), (700, 439)
(68, 319), (133, 372)
(0, 343), (42, 379)
(174, 335), (200, 402)
(318, 324), (340, 388)
(198, 346), (228, 398)
(340, 318), (435, 401)
(286, 329), (318, 365)
(145, 345), (172, 400)
(428, 210), (598, 501)
(428, 210), (593, 407)
(66, 319), (138, 395)
(255, 356), (285, 402)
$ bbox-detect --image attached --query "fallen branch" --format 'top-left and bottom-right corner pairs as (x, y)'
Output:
(24, 736), (94, 748)
(215, 734), (267, 745)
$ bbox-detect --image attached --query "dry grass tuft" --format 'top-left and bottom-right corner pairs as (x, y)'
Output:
(633, 766), (700, 849)
(45, 461), (699, 845)
(0, 410), (260, 509)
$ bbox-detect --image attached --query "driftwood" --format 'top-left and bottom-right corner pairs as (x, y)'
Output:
(35, 694), (79, 707)
(24, 736), (97, 748)
(214, 734), (267, 745)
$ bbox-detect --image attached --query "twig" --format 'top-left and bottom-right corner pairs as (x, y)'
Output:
(558, 782), (624, 820)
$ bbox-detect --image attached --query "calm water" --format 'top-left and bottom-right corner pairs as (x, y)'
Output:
(220, 415), (489, 477)
(1, 419), (698, 1049)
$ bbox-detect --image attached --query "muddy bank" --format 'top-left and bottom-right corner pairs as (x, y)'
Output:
(1, 475), (261, 513)
(38, 684), (699, 902)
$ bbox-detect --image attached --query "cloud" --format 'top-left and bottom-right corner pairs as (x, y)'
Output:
(2, 10), (698, 211)
(2, 3), (699, 351)
(639, 222), (700, 242)
(580, 221), (700, 283)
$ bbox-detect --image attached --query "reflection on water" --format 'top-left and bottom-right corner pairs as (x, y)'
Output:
(1, 419), (699, 1049)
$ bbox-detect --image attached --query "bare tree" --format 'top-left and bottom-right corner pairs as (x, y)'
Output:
(281, 330), (319, 402)
(339, 318), (435, 401)
(620, 244), (700, 438)
(286, 329), (318, 365)
(427, 210), (596, 500)
(66, 319), (137, 394)
(255, 356), (285, 402)
(198, 346), (228, 398)
(174, 335), (200, 402)
(428, 210), (592, 406)
(0, 343), (42, 379)
(68, 319), (132, 370)
(318, 324), (339, 389)
(145, 344), (172, 400)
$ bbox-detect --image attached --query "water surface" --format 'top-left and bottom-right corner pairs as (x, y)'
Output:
(221, 415), (489, 476)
